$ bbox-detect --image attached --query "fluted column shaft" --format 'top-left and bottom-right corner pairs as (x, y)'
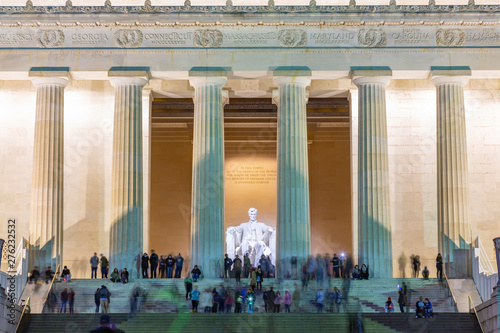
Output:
(354, 76), (392, 278)
(189, 77), (227, 278)
(109, 76), (148, 279)
(274, 76), (311, 276)
(29, 76), (69, 271)
(432, 76), (471, 275)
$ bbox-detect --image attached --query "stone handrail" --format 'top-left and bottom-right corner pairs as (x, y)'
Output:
(40, 264), (60, 314)
(468, 295), (485, 333)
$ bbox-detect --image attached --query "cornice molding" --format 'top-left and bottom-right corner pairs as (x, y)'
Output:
(1, 0), (500, 16)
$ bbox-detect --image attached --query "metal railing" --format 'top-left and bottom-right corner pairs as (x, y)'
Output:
(14, 296), (31, 333)
(468, 295), (485, 333)
(442, 270), (459, 311)
(41, 264), (60, 313)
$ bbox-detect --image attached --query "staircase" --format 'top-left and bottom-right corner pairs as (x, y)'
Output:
(24, 313), (481, 333)
(38, 277), (457, 314)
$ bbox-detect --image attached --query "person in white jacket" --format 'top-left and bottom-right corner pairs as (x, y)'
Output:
(200, 289), (213, 313)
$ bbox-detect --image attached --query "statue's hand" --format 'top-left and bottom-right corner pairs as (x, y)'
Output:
(268, 227), (274, 232)
(227, 227), (237, 234)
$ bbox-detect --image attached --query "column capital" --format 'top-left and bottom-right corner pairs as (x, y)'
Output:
(350, 67), (392, 87)
(431, 67), (471, 87)
(431, 75), (469, 87)
(189, 77), (227, 88)
(352, 76), (391, 87)
(108, 67), (149, 87)
(29, 68), (70, 88)
(273, 76), (311, 87)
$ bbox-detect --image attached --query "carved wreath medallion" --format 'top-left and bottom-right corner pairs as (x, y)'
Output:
(278, 29), (307, 47)
(36, 29), (65, 48)
(193, 29), (223, 48)
(114, 29), (144, 48)
(358, 28), (387, 47)
(436, 28), (465, 47)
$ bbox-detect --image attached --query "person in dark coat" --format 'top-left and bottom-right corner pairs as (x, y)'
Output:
(166, 254), (175, 278)
(94, 288), (101, 313)
(149, 250), (159, 279)
(141, 253), (149, 279)
(90, 314), (125, 333)
(175, 253), (184, 278)
(224, 254), (233, 278)
(233, 255), (243, 284)
(191, 265), (201, 282)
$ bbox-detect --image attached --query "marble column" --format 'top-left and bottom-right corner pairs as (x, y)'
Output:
(29, 73), (69, 272)
(189, 76), (228, 278)
(109, 74), (148, 280)
(273, 76), (311, 276)
(353, 73), (393, 278)
(432, 73), (471, 277)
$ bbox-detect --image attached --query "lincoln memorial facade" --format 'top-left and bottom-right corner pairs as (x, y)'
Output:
(0, 0), (499, 279)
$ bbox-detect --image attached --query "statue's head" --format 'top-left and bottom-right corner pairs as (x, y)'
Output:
(248, 207), (258, 221)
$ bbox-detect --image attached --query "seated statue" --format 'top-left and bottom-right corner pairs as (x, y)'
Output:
(226, 207), (276, 268)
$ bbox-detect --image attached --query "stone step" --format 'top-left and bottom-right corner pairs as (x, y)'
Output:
(24, 312), (481, 333)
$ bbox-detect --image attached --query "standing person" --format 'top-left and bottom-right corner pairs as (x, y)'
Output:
(184, 276), (193, 300)
(259, 255), (268, 278)
(175, 253), (184, 278)
(94, 288), (100, 313)
(166, 254), (175, 278)
(243, 253), (251, 278)
(316, 288), (324, 313)
(284, 289), (292, 313)
(436, 253), (443, 280)
(225, 292), (235, 313)
(141, 252), (149, 279)
(268, 287), (276, 313)
(68, 288), (75, 313)
(256, 267), (264, 291)
(90, 252), (99, 279)
(334, 287), (342, 312)
(99, 285), (111, 313)
(159, 255), (166, 278)
(397, 290), (405, 313)
(235, 293), (243, 313)
(291, 256), (299, 279)
(250, 268), (257, 291)
(274, 290), (282, 313)
(246, 289), (256, 313)
(200, 289), (213, 313)
(233, 255), (243, 284)
(60, 288), (68, 313)
(149, 250), (159, 279)
(224, 254), (233, 278)
(191, 286), (200, 313)
(332, 254), (340, 278)
(129, 287), (139, 319)
(340, 253), (346, 278)
(292, 285), (301, 313)
(100, 254), (109, 279)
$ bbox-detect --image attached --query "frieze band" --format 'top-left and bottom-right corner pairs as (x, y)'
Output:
(1, 26), (499, 49)
(1, 0), (500, 15)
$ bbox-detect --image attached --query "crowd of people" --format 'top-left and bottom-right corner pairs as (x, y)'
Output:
(32, 250), (443, 320)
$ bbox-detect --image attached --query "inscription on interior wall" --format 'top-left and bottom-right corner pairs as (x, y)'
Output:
(226, 166), (277, 185)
